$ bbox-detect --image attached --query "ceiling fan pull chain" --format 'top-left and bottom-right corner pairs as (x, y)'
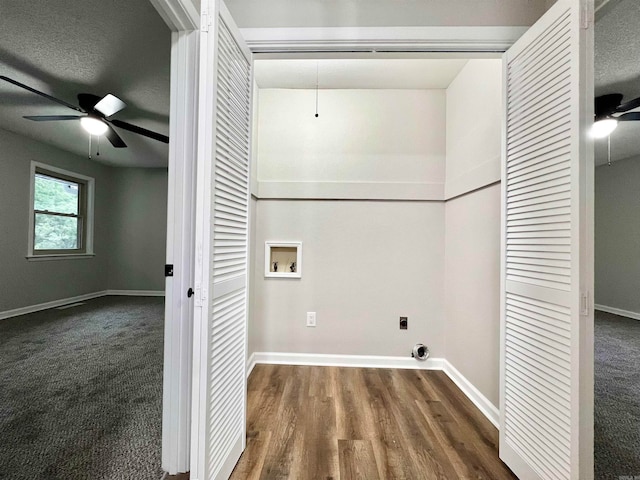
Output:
(607, 134), (611, 167)
(97, 136), (101, 156)
(88, 135), (92, 160)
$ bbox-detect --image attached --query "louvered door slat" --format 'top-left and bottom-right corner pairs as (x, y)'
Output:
(508, 173), (569, 196)
(508, 50), (571, 103)
(508, 96), (570, 136)
(500, 1), (593, 478)
(218, 76), (251, 115)
(508, 71), (570, 116)
(202, 6), (252, 480)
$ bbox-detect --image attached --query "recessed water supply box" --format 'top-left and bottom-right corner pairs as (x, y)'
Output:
(265, 241), (302, 278)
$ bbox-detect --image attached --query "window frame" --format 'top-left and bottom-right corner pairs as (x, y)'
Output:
(27, 162), (95, 260)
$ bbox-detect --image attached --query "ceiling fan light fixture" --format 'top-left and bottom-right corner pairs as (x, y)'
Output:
(80, 116), (108, 136)
(592, 118), (618, 139)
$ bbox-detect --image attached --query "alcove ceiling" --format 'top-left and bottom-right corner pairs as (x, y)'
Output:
(254, 59), (469, 90)
(0, 0), (171, 168)
(595, 0), (640, 165)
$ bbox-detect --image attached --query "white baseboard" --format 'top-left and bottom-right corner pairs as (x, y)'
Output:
(0, 290), (166, 320)
(246, 352), (257, 378)
(595, 304), (640, 321)
(250, 351), (445, 370)
(0, 291), (109, 320)
(106, 289), (166, 297)
(442, 360), (500, 429)
(246, 352), (499, 430)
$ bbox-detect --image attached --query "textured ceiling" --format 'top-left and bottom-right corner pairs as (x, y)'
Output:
(0, 0), (171, 168)
(595, 0), (640, 165)
(3, 0), (625, 167)
(254, 59), (469, 90)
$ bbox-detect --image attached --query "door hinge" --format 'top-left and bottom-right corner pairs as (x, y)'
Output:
(194, 282), (207, 307)
(165, 264), (174, 277)
(580, 291), (590, 316)
(201, 12), (211, 32)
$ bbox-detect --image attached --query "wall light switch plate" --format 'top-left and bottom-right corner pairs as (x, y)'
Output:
(307, 312), (316, 327)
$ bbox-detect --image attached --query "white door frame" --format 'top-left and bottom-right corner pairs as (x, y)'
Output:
(239, 26), (528, 54)
(148, 0), (200, 475)
(147, 4), (594, 475)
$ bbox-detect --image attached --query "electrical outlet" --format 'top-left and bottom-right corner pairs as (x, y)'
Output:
(306, 312), (316, 327)
(400, 316), (408, 330)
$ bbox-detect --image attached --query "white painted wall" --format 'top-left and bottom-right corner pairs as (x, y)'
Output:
(445, 59), (502, 199)
(595, 157), (640, 317)
(251, 200), (445, 357)
(445, 185), (501, 406)
(444, 59), (503, 406)
(249, 62), (503, 408)
(257, 89), (446, 185)
(248, 196), (258, 357)
(249, 87), (448, 358)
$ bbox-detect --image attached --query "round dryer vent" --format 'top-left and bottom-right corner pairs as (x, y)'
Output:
(412, 343), (430, 361)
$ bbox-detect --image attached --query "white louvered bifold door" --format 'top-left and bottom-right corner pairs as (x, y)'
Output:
(500, 1), (593, 479)
(191, 2), (252, 480)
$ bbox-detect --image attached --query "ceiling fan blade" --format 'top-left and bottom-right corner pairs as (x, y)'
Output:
(105, 124), (127, 148)
(617, 112), (640, 121)
(110, 119), (169, 144)
(23, 115), (83, 121)
(77, 93), (102, 113)
(616, 96), (640, 113)
(595, 93), (623, 119)
(0, 75), (82, 112)
(94, 94), (126, 117)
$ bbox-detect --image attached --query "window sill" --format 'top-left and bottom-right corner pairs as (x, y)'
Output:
(26, 253), (95, 262)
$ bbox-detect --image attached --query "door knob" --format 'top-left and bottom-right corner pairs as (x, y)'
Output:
(187, 288), (194, 298)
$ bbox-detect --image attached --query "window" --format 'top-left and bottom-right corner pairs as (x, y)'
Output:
(28, 162), (94, 258)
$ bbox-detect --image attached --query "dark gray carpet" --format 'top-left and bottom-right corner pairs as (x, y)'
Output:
(0, 296), (164, 480)
(595, 310), (640, 480)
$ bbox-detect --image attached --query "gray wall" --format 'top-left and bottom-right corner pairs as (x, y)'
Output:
(444, 184), (501, 406)
(0, 128), (167, 312)
(249, 87), (448, 358)
(443, 59), (503, 407)
(595, 157), (640, 315)
(251, 200), (445, 357)
(0, 129), (111, 311)
(107, 168), (168, 291)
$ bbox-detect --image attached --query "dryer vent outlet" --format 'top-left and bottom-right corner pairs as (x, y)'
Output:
(412, 343), (429, 361)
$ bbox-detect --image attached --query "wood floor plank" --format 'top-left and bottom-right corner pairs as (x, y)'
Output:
(414, 399), (497, 479)
(334, 368), (376, 441)
(246, 366), (285, 432)
(376, 369), (460, 480)
(338, 440), (380, 480)
(363, 368), (441, 480)
(229, 431), (272, 480)
(424, 371), (516, 479)
(299, 396), (339, 480)
(229, 365), (516, 480)
(166, 474), (189, 480)
(257, 375), (305, 479)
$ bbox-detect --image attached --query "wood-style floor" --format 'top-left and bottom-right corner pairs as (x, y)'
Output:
(225, 364), (516, 480)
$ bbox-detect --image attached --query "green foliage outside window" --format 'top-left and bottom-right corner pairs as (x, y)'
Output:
(34, 174), (81, 251)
